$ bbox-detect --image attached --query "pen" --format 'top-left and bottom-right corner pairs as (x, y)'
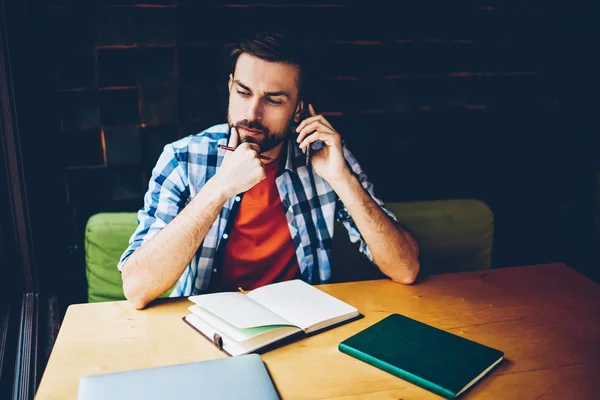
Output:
(218, 144), (273, 161)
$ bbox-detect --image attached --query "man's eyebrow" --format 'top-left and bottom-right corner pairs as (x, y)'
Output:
(234, 80), (251, 92)
(264, 90), (289, 98)
(233, 80), (289, 98)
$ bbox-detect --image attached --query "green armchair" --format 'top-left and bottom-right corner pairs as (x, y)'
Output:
(330, 199), (494, 282)
(85, 212), (138, 303)
(85, 199), (494, 302)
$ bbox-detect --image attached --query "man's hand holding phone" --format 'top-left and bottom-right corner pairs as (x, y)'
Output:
(295, 104), (351, 184)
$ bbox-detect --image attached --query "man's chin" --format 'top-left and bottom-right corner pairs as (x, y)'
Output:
(240, 136), (263, 147)
(242, 138), (285, 153)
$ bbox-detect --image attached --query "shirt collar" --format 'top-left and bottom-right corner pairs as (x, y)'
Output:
(283, 139), (307, 175)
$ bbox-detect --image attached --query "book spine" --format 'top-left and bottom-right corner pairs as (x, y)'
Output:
(338, 343), (456, 399)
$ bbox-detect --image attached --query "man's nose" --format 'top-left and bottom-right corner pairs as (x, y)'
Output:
(247, 98), (263, 120)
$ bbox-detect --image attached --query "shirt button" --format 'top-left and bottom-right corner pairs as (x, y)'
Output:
(213, 268), (217, 273)
(235, 196), (241, 202)
(223, 233), (229, 239)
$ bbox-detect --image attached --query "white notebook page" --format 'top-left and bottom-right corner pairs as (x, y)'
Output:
(247, 280), (358, 331)
(188, 305), (297, 343)
(188, 292), (293, 329)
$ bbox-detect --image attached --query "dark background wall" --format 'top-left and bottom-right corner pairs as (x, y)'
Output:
(32, 1), (597, 305)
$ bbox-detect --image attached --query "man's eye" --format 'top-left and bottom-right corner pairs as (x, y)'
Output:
(237, 90), (250, 97)
(267, 98), (282, 105)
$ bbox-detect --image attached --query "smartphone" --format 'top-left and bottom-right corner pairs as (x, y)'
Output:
(299, 105), (311, 166)
(289, 103), (311, 166)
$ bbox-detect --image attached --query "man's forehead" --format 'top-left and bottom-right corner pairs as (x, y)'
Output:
(234, 54), (299, 94)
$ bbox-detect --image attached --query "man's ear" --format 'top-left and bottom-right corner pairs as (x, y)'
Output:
(293, 100), (305, 123)
(228, 74), (233, 92)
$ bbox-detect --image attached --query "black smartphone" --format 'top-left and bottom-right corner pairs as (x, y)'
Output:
(299, 105), (311, 166)
(290, 102), (311, 166)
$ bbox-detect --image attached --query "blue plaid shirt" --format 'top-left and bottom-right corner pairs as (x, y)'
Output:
(117, 123), (397, 296)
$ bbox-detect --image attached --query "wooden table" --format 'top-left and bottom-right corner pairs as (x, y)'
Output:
(35, 263), (600, 399)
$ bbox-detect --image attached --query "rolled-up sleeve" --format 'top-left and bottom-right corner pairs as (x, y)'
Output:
(117, 144), (190, 271)
(334, 143), (398, 263)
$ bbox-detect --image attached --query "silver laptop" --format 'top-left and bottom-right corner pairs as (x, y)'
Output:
(77, 354), (280, 400)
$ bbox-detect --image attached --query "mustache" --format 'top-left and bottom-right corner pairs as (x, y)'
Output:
(234, 119), (268, 134)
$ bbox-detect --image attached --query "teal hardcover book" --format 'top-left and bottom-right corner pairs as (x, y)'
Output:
(339, 314), (504, 399)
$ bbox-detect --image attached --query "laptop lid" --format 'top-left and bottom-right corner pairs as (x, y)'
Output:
(77, 354), (280, 400)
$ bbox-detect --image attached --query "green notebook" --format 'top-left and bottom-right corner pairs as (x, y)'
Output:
(339, 314), (504, 399)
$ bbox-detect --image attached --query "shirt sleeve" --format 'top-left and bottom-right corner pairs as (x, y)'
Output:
(117, 144), (190, 272)
(334, 142), (398, 263)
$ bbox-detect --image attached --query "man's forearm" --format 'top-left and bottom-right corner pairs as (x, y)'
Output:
(122, 178), (229, 309)
(329, 172), (420, 284)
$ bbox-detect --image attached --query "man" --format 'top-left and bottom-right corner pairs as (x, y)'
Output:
(119, 32), (419, 310)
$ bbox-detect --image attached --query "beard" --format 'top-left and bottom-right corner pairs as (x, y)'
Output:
(227, 113), (292, 153)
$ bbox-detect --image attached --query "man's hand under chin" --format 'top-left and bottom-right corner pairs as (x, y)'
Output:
(213, 127), (267, 199)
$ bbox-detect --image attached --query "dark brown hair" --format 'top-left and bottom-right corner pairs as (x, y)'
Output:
(230, 32), (310, 101)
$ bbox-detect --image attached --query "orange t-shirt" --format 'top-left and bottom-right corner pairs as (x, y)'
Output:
(218, 158), (299, 291)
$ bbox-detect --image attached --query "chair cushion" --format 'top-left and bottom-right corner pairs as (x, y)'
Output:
(85, 212), (173, 303)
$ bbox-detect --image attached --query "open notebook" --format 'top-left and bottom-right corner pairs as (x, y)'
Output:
(183, 279), (360, 356)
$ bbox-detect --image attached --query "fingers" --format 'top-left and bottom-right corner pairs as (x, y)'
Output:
(299, 130), (340, 152)
(295, 104), (333, 133)
(296, 115), (333, 133)
(240, 143), (266, 181)
(228, 126), (240, 148)
(222, 136), (261, 164)
(238, 141), (260, 153)
(296, 120), (333, 144)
